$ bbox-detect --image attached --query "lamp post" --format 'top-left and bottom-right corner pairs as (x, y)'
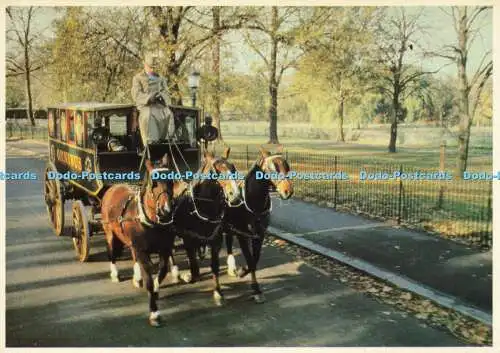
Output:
(188, 70), (200, 107)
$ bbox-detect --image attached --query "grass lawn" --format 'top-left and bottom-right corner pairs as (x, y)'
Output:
(222, 135), (492, 172)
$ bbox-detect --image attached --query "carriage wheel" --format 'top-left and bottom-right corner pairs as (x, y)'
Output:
(44, 166), (65, 236)
(72, 201), (90, 262)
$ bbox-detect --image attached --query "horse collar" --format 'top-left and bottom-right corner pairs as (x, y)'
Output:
(188, 183), (224, 224)
(241, 178), (272, 216)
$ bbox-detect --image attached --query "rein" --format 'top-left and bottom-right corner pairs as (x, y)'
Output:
(187, 182), (225, 224)
(108, 168), (175, 229)
(240, 181), (272, 217)
(137, 189), (174, 227)
(167, 144), (234, 223)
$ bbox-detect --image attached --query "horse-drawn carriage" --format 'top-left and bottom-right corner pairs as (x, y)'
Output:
(43, 102), (205, 262)
(43, 101), (294, 326)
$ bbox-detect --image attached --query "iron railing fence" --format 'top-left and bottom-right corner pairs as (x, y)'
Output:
(6, 125), (492, 249)
(230, 149), (492, 249)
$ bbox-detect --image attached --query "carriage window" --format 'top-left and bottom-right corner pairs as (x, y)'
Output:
(68, 112), (75, 143)
(53, 111), (59, 139)
(60, 111), (67, 141)
(75, 112), (84, 147)
(48, 111), (55, 138)
(108, 114), (127, 136)
(85, 112), (94, 146)
(184, 116), (196, 147)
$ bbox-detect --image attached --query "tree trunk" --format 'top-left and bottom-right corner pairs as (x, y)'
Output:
(268, 7), (279, 144)
(269, 84), (279, 144)
(337, 93), (345, 142)
(212, 6), (223, 140)
(388, 94), (399, 153)
(24, 39), (35, 126)
(456, 6), (470, 175)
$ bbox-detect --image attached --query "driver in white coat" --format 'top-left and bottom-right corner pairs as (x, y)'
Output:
(131, 53), (175, 146)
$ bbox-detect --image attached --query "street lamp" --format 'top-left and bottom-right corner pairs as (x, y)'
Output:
(188, 70), (201, 107)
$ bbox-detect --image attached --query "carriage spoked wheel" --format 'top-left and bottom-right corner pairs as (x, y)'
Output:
(44, 166), (65, 236)
(72, 201), (90, 262)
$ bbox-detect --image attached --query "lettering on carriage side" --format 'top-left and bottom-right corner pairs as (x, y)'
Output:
(56, 149), (83, 172)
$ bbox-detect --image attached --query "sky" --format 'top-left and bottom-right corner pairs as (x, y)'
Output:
(9, 6), (493, 80)
(224, 6), (493, 78)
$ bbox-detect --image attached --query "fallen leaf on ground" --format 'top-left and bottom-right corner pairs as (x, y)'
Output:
(400, 292), (412, 300)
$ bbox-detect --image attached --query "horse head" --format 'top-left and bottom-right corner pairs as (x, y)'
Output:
(200, 148), (242, 206)
(144, 153), (176, 224)
(258, 145), (294, 200)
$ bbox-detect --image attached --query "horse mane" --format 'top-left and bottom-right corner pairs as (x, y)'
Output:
(245, 163), (261, 184)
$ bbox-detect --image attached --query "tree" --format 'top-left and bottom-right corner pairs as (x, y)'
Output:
(242, 7), (310, 144)
(428, 6), (492, 173)
(6, 7), (48, 126)
(374, 8), (437, 152)
(48, 7), (150, 103)
(148, 7), (252, 105)
(296, 7), (380, 141)
(211, 6), (223, 140)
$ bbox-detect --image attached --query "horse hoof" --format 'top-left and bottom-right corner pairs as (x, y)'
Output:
(253, 293), (266, 304)
(111, 276), (120, 283)
(180, 272), (192, 283)
(213, 291), (224, 306)
(149, 312), (162, 327)
(238, 267), (250, 278)
(132, 279), (143, 288)
(171, 266), (180, 284)
(149, 318), (162, 327)
(227, 255), (238, 277)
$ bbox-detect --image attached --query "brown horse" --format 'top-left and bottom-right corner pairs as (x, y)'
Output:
(224, 146), (293, 302)
(101, 153), (184, 327)
(169, 148), (242, 305)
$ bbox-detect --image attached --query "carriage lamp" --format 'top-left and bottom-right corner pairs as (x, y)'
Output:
(188, 70), (201, 107)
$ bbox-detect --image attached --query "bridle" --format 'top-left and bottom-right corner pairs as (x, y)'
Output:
(140, 167), (174, 226)
(235, 154), (288, 216)
(260, 154), (290, 192)
(187, 159), (238, 223)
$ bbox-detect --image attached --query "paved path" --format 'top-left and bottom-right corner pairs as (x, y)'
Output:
(4, 154), (465, 346)
(270, 199), (492, 316)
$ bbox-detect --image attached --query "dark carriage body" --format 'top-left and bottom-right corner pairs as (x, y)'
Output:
(46, 102), (203, 200)
(44, 101), (206, 262)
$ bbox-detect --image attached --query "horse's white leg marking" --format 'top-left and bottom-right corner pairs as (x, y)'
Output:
(180, 271), (192, 283)
(150, 311), (160, 320)
(110, 263), (119, 283)
(132, 262), (142, 288)
(154, 276), (160, 293)
(227, 254), (238, 277)
(133, 262), (142, 281)
(171, 264), (180, 284)
(149, 310), (161, 326)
